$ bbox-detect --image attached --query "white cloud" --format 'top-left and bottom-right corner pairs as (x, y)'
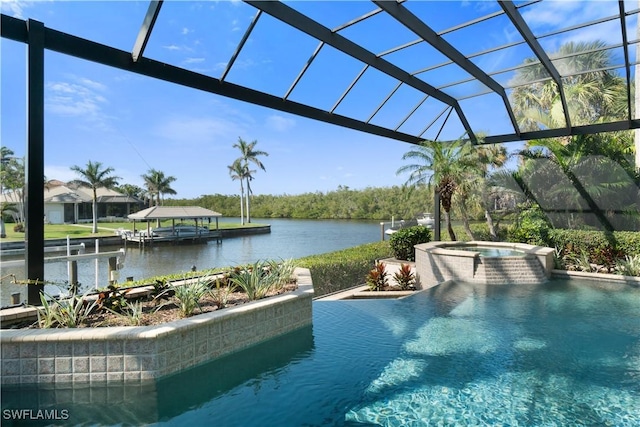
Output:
(0, 0), (31, 19)
(182, 27), (192, 35)
(184, 57), (205, 64)
(521, 1), (618, 34)
(265, 115), (295, 132)
(45, 77), (111, 130)
(163, 44), (181, 51)
(154, 116), (247, 145)
(45, 165), (78, 183)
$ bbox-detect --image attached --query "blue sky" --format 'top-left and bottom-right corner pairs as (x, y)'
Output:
(1, 1), (634, 198)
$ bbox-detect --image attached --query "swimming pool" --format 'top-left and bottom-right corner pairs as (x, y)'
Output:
(2, 278), (639, 426)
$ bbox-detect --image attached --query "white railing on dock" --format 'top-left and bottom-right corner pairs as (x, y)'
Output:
(0, 237), (125, 292)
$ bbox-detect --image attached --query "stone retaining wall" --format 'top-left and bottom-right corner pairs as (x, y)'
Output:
(0, 268), (313, 385)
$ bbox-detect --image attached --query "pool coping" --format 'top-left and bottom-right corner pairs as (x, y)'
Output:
(316, 285), (419, 300)
(552, 269), (640, 286)
(0, 268), (314, 385)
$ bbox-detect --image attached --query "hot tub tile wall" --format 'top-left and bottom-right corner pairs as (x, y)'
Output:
(415, 241), (554, 285)
(1, 268), (313, 385)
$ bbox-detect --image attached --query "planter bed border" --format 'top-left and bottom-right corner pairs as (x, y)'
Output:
(0, 268), (313, 385)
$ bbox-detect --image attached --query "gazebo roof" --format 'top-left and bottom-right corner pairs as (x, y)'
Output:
(128, 206), (222, 221)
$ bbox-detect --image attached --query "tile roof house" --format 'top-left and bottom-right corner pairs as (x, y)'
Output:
(41, 181), (144, 224)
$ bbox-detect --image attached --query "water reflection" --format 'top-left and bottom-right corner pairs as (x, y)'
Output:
(0, 326), (314, 426)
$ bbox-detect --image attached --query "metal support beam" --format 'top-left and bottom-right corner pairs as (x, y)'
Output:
(500, 0), (572, 131)
(618, 1), (633, 122)
(244, 0), (477, 143)
(132, 0), (163, 62)
(285, 41), (323, 100)
(332, 7), (382, 32)
(433, 191), (441, 241)
(0, 14), (424, 145)
(419, 106), (450, 138)
(221, 10), (262, 82)
(395, 94), (428, 131)
(374, 0), (520, 137)
(485, 119), (640, 144)
(367, 81), (402, 123)
(26, 19), (45, 305)
(331, 65), (368, 113)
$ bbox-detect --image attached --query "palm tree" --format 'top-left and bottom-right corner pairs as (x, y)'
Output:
(511, 40), (628, 132)
(70, 161), (120, 233)
(228, 159), (247, 225)
(397, 139), (473, 241)
(0, 202), (17, 238)
(0, 146), (15, 237)
(233, 138), (268, 223)
(141, 169), (177, 207)
(519, 137), (636, 231)
(473, 143), (509, 240)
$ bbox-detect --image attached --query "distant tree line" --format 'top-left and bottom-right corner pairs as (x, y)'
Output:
(165, 185), (435, 221)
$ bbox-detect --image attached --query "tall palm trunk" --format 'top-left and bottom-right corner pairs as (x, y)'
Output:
(239, 182), (245, 225)
(245, 178), (251, 223)
(484, 208), (498, 241)
(92, 188), (98, 234)
(439, 179), (457, 241)
(458, 197), (474, 240)
(442, 208), (456, 241)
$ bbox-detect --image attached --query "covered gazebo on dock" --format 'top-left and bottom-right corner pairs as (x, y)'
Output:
(127, 206), (223, 245)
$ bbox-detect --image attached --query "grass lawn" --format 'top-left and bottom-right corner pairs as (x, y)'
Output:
(0, 221), (267, 242)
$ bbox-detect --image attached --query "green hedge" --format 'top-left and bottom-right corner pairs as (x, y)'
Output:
(296, 241), (393, 297)
(389, 226), (431, 261)
(437, 223), (507, 242)
(548, 229), (640, 264)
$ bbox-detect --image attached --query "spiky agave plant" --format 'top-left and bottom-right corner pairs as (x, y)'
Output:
(173, 279), (209, 317)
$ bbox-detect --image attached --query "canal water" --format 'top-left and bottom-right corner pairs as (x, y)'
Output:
(0, 218), (383, 306)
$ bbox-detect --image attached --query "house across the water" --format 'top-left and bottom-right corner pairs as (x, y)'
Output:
(2, 180), (145, 224)
(43, 181), (144, 224)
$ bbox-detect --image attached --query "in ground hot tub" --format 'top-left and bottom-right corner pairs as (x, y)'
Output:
(414, 241), (555, 285)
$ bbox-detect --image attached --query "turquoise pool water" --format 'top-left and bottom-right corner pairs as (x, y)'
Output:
(448, 245), (526, 257)
(2, 279), (639, 426)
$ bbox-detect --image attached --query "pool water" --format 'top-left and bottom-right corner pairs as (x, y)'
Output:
(2, 279), (639, 426)
(450, 246), (526, 257)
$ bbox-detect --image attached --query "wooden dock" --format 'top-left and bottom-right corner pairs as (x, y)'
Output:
(119, 230), (222, 247)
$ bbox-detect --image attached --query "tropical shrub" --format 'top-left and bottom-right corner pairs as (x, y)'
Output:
(547, 229), (638, 266)
(389, 226), (431, 261)
(393, 263), (416, 290)
(365, 262), (388, 291)
(149, 278), (174, 307)
(96, 285), (131, 314)
(507, 204), (552, 246)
